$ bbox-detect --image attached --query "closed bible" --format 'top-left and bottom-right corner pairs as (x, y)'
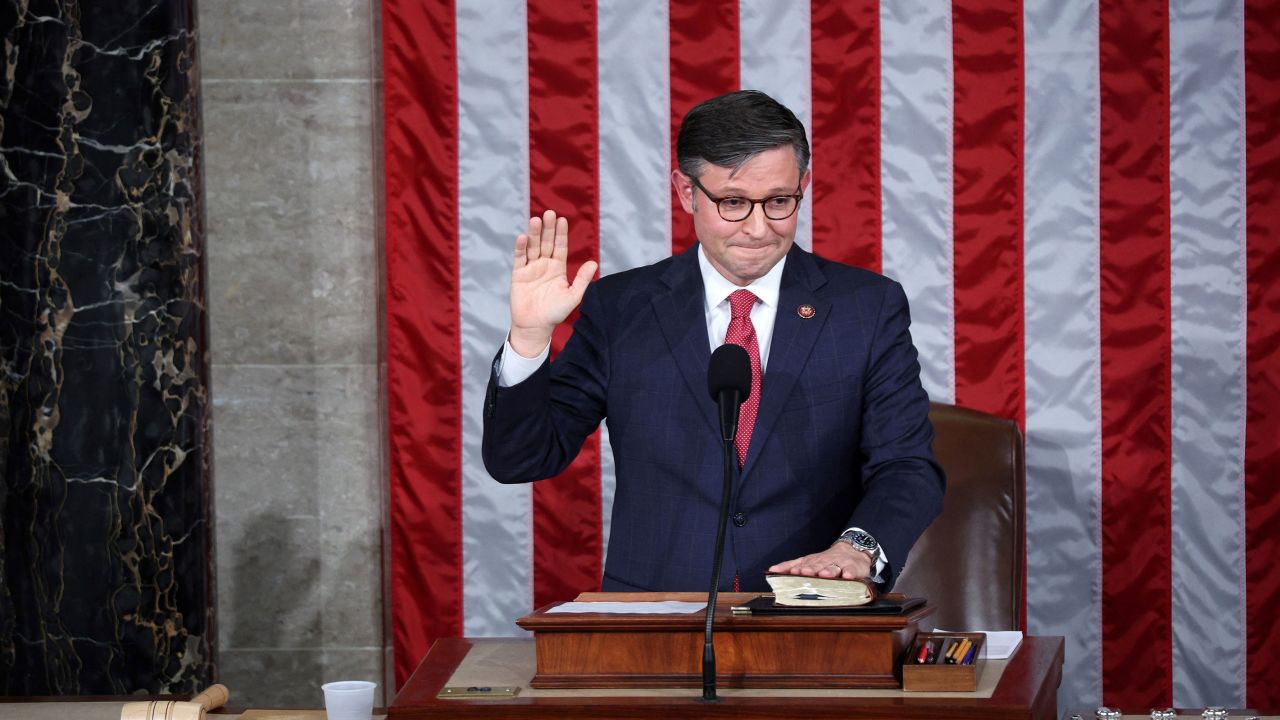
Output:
(765, 573), (877, 607)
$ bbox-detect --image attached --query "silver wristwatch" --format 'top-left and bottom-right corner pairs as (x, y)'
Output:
(838, 529), (879, 558)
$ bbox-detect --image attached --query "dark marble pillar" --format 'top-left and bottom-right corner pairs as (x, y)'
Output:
(0, 0), (213, 694)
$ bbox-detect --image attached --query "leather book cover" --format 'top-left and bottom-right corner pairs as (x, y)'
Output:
(738, 594), (926, 615)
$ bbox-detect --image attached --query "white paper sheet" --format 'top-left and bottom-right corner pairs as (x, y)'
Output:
(545, 601), (706, 615)
(937, 629), (1023, 659)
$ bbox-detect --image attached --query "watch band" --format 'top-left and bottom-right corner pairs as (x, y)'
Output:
(838, 529), (879, 558)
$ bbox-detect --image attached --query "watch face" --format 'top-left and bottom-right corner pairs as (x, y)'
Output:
(852, 531), (877, 551)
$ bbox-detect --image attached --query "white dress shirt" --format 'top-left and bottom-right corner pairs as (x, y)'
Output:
(496, 245), (888, 582)
(696, 244), (784, 371)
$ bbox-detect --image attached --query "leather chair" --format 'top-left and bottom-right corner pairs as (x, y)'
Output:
(892, 402), (1025, 630)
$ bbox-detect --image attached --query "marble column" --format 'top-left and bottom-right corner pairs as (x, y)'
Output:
(0, 0), (213, 694)
(198, 0), (387, 708)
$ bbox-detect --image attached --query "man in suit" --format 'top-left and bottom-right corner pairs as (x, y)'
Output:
(483, 90), (943, 593)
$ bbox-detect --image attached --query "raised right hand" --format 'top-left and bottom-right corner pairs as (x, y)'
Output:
(508, 209), (598, 358)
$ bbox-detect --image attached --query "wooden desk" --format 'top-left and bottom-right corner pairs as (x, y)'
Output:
(390, 635), (1064, 719)
(0, 697), (390, 719)
(1062, 711), (1270, 718)
(0, 702), (387, 719)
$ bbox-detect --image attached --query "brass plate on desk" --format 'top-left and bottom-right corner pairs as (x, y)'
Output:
(238, 707), (330, 712)
(438, 685), (521, 699)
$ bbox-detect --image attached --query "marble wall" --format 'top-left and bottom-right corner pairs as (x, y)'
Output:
(0, 0), (213, 695)
(198, 0), (388, 708)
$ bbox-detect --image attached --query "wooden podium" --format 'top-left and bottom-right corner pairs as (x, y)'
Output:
(389, 592), (1066, 719)
(515, 591), (928, 689)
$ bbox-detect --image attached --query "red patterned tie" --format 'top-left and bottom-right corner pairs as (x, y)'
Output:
(724, 289), (762, 467)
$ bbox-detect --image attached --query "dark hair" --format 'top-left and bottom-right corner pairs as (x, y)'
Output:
(676, 90), (810, 179)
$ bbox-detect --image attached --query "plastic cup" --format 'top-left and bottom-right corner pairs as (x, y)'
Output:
(321, 680), (376, 720)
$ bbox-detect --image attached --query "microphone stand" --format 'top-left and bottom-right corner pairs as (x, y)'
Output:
(703, 388), (738, 702)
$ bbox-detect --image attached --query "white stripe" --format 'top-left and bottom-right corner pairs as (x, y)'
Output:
(456, 1), (532, 637)
(739, 0), (812, 251)
(878, 0), (954, 403)
(1022, 0), (1103, 710)
(1169, 0), (1248, 706)
(596, 0), (671, 558)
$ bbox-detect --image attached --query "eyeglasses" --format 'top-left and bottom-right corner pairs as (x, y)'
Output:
(688, 175), (804, 222)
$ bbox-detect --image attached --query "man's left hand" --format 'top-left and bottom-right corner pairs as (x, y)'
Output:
(767, 541), (872, 580)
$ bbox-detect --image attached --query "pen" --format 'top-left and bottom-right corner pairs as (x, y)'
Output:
(961, 642), (977, 665)
(949, 639), (970, 664)
(916, 642), (930, 664)
(944, 638), (960, 664)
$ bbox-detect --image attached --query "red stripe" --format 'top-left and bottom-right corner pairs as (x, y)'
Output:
(669, 0), (739, 255)
(951, 0), (1024, 431)
(809, 0), (881, 272)
(1244, 0), (1280, 709)
(381, 0), (462, 687)
(1098, 0), (1172, 709)
(527, 0), (604, 610)
(950, 0), (1026, 637)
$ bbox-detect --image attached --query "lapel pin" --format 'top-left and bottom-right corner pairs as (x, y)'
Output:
(798, 304), (816, 319)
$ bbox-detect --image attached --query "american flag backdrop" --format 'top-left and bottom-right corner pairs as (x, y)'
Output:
(380, 0), (1279, 712)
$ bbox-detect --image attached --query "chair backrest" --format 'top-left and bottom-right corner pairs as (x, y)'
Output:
(893, 402), (1025, 630)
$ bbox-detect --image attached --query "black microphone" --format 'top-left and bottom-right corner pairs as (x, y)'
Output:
(707, 343), (752, 442)
(701, 342), (751, 702)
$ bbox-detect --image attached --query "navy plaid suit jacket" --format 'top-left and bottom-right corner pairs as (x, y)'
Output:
(482, 244), (944, 592)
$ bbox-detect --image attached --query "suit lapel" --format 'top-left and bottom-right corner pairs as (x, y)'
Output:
(740, 247), (830, 477)
(652, 248), (719, 438)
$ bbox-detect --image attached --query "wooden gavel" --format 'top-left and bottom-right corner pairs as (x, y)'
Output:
(121, 684), (229, 720)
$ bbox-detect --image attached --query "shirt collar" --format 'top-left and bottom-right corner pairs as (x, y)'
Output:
(697, 244), (786, 313)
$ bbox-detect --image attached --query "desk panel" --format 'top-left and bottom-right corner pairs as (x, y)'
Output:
(391, 635), (1065, 719)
